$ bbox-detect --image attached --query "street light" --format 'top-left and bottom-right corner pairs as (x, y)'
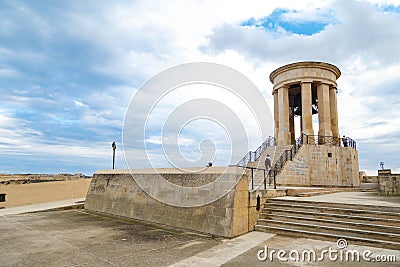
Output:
(112, 142), (116, 169)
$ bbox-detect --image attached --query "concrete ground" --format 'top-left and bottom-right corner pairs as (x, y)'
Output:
(221, 236), (400, 266)
(0, 198), (85, 216)
(0, 209), (221, 266)
(0, 192), (399, 266)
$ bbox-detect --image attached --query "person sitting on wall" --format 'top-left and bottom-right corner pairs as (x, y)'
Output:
(342, 135), (348, 147)
(206, 162), (213, 167)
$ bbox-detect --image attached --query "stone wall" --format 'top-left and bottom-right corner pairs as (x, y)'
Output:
(378, 169), (400, 196)
(247, 189), (287, 230)
(276, 144), (359, 187)
(85, 168), (270, 238)
(359, 171), (378, 183)
(158, 172), (220, 187)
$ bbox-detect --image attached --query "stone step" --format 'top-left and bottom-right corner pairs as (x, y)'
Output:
(256, 198), (400, 249)
(247, 146), (277, 169)
(255, 224), (400, 250)
(257, 219), (400, 242)
(268, 199), (400, 213)
(259, 208), (400, 226)
(246, 167), (268, 191)
(258, 213), (400, 234)
(360, 183), (379, 190)
(295, 190), (338, 197)
(248, 178), (268, 191)
(249, 184), (269, 191)
(264, 201), (400, 218)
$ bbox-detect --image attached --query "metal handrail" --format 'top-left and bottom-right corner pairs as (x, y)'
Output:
(236, 133), (357, 190)
(236, 136), (276, 167)
(265, 133), (357, 188)
(266, 135), (303, 188)
(240, 166), (266, 191)
(302, 135), (356, 149)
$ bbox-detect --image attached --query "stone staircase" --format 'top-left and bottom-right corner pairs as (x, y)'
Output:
(247, 145), (292, 191)
(255, 198), (400, 250)
(247, 146), (276, 190)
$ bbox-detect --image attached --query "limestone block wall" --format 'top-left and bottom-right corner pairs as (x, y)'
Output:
(159, 172), (220, 186)
(85, 169), (261, 238)
(378, 169), (400, 196)
(359, 170), (380, 183)
(276, 144), (359, 187)
(246, 189), (287, 230)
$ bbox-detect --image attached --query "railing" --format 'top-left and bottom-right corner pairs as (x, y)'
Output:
(267, 135), (303, 189)
(266, 133), (357, 188)
(302, 135), (356, 149)
(240, 166), (266, 191)
(236, 133), (357, 190)
(236, 136), (276, 167)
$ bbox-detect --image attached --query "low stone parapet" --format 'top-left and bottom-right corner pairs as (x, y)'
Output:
(378, 169), (400, 196)
(85, 167), (272, 238)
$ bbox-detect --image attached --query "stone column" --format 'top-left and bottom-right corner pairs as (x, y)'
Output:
(301, 82), (314, 136)
(273, 91), (279, 141)
(300, 115), (303, 134)
(330, 86), (339, 142)
(317, 83), (332, 140)
(278, 86), (291, 145)
(289, 111), (295, 144)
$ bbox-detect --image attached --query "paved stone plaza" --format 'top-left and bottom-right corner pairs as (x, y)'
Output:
(0, 193), (399, 267)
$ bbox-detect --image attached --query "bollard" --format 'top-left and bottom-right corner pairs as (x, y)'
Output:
(256, 195), (260, 211)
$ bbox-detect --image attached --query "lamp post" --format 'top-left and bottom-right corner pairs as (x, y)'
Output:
(112, 142), (116, 170)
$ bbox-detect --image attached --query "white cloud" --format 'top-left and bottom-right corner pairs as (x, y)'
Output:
(145, 135), (162, 145)
(0, 68), (19, 77)
(74, 100), (85, 107)
(1, 0), (400, 174)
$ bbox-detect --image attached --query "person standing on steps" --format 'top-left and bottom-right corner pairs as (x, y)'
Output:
(264, 155), (271, 172)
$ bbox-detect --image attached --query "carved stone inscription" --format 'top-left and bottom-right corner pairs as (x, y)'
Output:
(290, 157), (308, 175)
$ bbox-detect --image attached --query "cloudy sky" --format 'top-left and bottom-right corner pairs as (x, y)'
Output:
(1, 0), (399, 175)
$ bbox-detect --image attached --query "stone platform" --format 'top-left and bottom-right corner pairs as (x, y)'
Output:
(84, 164), (376, 239)
(85, 167), (257, 238)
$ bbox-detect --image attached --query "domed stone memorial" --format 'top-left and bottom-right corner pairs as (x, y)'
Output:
(85, 61), (360, 240)
(258, 61), (359, 187)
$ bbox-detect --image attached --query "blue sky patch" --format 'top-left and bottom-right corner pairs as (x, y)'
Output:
(241, 8), (330, 36)
(382, 4), (400, 13)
